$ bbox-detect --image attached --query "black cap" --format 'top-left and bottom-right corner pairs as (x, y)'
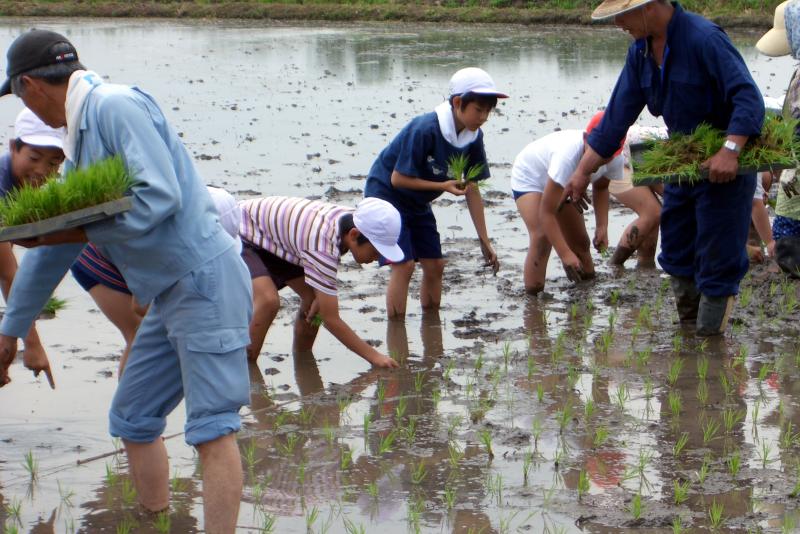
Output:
(0, 29), (79, 96)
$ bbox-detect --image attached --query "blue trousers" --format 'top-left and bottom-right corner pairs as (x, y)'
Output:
(109, 246), (253, 446)
(658, 174), (756, 297)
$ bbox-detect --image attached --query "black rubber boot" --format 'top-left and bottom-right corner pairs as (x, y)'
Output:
(696, 294), (734, 337)
(670, 276), (700, 324)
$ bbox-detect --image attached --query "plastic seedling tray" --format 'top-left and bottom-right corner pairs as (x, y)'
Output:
(0, 196), (132, 242)
(629, 143), (798, 186)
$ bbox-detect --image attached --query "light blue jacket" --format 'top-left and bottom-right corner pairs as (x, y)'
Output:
(0, 83), (234, 339)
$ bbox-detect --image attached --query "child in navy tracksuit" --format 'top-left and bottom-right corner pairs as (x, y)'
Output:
(364, 68), (508, 318)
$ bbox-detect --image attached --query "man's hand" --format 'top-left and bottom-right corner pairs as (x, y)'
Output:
(369, 352), (400, 369)
(22, 344), (55, 389)
(12, 228), (88, 248)
(593, 227), (609, 253)
(479, 238), (500, 274)
(0, 334), (19, 386)
(441, 180), (468, 196)
(703, 146), (739, 184)
(559, 171), (592, 213)
(561, 252), (584, 283)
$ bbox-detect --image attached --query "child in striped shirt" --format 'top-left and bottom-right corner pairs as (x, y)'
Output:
(240, 196), (403, 368)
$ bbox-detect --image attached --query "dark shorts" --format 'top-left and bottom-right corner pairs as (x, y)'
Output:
(512, 189), (533, 201)
(241, 244), (304, 289)
(70, 243), (131, 295)
(379, 207), (442, 266)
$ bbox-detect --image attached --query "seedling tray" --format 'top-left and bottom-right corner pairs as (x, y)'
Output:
(629, 143), (798, 186)
(0, 196), (132, 241)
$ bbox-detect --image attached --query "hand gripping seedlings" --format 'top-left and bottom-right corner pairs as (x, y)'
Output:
(447, 153), (486, 190)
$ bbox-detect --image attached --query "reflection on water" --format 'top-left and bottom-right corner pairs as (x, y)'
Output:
(0, 18), (799, 534)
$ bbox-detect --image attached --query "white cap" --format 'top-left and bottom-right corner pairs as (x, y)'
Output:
(448, 67), (509, 99)
(14, 107), (64, 148)
(353, 198), (404, 263)
(206, 186), (242, 252)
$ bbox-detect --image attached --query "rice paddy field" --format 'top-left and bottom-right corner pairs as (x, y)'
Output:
(0, 17), (799, 534)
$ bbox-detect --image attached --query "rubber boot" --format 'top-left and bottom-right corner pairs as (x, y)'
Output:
(696, 294), (734, 337)
(670, 276), (700, 324)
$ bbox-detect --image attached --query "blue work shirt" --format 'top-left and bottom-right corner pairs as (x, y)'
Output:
(364, 111), (490, 214)
(0, 82), (234, 339)
(588, 2), (764, 158)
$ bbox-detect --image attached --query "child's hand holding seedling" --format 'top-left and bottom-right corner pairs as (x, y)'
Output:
(440, 180), (468, 196)
(447, 154), (485, 193)
(479, 237), (499, 274)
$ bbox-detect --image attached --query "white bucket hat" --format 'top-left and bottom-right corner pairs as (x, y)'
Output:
(756, 1), (791, 57)
(14, 107), (64, 149)
(353, 198), (404, 262)
(448, 68), (509, 99)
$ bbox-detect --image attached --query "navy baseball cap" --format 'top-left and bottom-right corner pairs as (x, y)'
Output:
(1, 29), (79, 96)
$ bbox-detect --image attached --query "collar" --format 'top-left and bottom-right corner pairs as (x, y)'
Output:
(634, 2), (683, 56)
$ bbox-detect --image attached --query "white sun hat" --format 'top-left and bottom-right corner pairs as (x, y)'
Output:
(756, 1), (791, 57)
(14, 107), (64, 148)
(448, 68), (509, 99)
(353, 197), (404, 263)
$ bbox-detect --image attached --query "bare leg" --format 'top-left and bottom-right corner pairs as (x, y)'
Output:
(123, 438), (169, 512)
(609, 185), (661, 266)
(556, 204), (594, 276)
(196, 434), (243, 534)
(419, 258), (445, 311)
(88, 285), (143, 377)
(247, 276), (280, 361)
(516, 192), (551, 294)
(386, 261), (415, 319)
(286, 277), (320, 353)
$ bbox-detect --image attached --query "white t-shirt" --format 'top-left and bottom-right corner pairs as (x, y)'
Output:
(510, 129), (623, 194)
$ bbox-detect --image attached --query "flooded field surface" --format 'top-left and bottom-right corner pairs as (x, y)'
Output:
(0, 17), (799, 534)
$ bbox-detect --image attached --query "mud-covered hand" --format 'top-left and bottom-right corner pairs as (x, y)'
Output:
(559, 172), (592, 213)
(767, 239), (777, 258)
(22, 344), (55, 389)
(441, 180), (468, 197)
(561, 252), (584, 283)
(479, 238), (500, 274)
(593, 227), (608, 253)
(0, 334), (18, 387)
(702, 147), (739, 183)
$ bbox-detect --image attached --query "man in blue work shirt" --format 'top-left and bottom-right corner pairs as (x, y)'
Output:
(0, 30), (252, 533)
(562, 0), (765, 336)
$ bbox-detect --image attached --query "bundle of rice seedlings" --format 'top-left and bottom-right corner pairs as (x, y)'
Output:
(447, 153), (485, 190)
(0, 157), (132, 227)
(632, 115), (800, 184)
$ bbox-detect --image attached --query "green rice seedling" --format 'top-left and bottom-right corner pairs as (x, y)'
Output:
(719, 372), (734, 398)
(23, 450), (38, 480)
(444, 485), (456, 509)
(296, 461), (307, 485)
(532, 418), (543, 449)
(115, 516), (138, 534)
(536, 383), (545, 403)
(340, 448), (353, 469)
(556, 400), (574, 433)
(584, 397), (596, 420)
(153, 511), (171, 534)
(708, 499), (725, 530)
(696, 456), (711, 484)
(577, 470), (590, 500)
(403, 416), (418, 443)
(596, 329), (613, 353)
(637, 304), (652, 330)
(502, 341), (512, 370)
(278, 433), (300, 455)
(727, 449), (741, 478)
(697, 356), (709, 381)
(487, 473), (503, 505)
(694, 377), (708, 404)
(447, 153), (485, 189)
(242, 438), (259, 472)
(375, 379), (386, 405)
(431, 387), (441, 409)
(105, 462), (119, 487)
(593, 426), (609, 448)
(673, 479), (690, 504)
(672, 515), (684, 534)
(522, 449), (533, 483)
(4, 497), (22, 524)
(668, 390), (682, 417)
(447, 415), (462, 439)
(566, 364), (579, 388)
(610, 288), (621, 306)
(298, 406), (315, 426)
(42, 296), (67, 316)
(608, 310), (617, 330)
(478, 429), (494, 459)
(790, 464), (800, 497)
(740, 285), (753, 308)
(448, 442), (464, 469)
(395, 396), (407, 420)
(722, 408), (745, 434)
(363, 412), (371, 438)
(410, 461), (427, 485)
(378, 430), (397, 455)
(474, 352), (484, 373)
(526, 355), (537, 379)
(672, 333), (683, 353)
(413, 371), (424, 394)
(366, 481), (379, 500)
(0, 156), (133, 226)
(614, 383), (629, 410)
(443, 360), (455, 381)
(322, 422), (336, 447)
(673, 432), (689, 457)
(4, 523), (19, 534)
(58, 480), (76, 508)
(783, 514), (798, 534)
(273, 410), (292, 430)
(628, 492), (644, 521)
(667, 358), (684, 387)
(758, 438), (776, 468)
(342, 517), (366, 534)
(305, 506), (320, 532)
(121, 478), (137, 507)
(170, 468), (187, 493)
(643, 377), (654, 400)
(781, 421), (800, 449)
(310, 313), (323, 327)
(702, 418), (720, 445)
(337, 396), (352, 419)
(637, 347), (652, 368)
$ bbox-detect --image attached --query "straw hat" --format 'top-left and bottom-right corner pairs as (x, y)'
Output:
(591, 0), (656, 20)
(756, 1), (791, 56)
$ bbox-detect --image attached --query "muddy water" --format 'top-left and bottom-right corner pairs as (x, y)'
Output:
(0, 18), (798, 534)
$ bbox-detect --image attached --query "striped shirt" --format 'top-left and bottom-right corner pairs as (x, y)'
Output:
(239, 197), (353, 296)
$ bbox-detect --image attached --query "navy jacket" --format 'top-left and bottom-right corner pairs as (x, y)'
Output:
(588, 2), (764, 158)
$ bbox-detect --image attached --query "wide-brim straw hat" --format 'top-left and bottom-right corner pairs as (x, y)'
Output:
(592, 0), (656, 20)
(756, 0), (791, 56)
